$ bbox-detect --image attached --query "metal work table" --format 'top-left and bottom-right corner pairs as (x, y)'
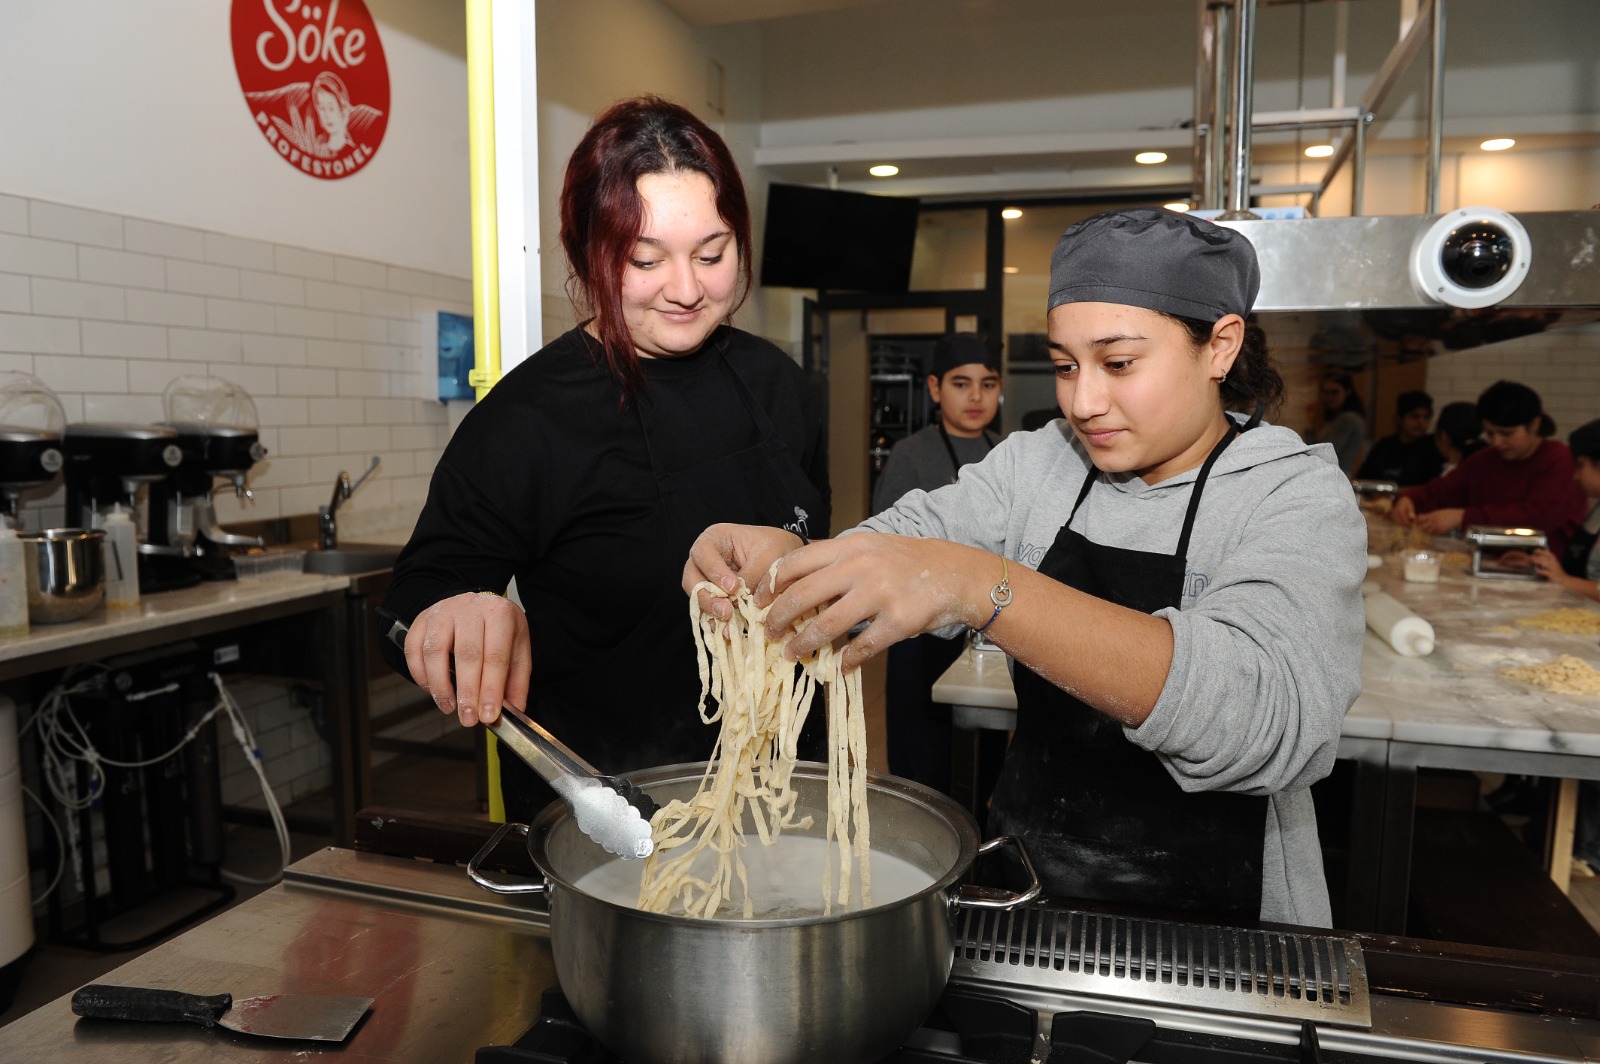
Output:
(0, 572), (360, 843)
(3, 844), (1597, 1062)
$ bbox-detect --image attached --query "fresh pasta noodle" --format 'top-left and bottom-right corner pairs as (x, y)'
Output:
(636, 581), (871, 919)
(1514, 608), (1600, 635)
(1501, 654), (1600, 695)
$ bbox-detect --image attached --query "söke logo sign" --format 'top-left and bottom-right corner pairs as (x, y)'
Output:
(230, 0), (390, 181)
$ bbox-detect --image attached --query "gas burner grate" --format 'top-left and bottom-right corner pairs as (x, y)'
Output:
(952, 905), (1372, 1028)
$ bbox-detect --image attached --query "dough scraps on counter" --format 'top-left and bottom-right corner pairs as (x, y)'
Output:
(1514, 608), (1600, 634)
(1501, 654), (1600, 695)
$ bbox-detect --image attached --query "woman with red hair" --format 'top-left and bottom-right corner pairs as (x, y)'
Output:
(384, 97), (829, 820)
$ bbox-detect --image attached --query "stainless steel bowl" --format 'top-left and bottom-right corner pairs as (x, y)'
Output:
(20, 528), (106, 623)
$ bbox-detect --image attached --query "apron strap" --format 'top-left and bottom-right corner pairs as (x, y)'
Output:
(937, 422), (995, 479)
(1175, 418), (1241, 560)
(1066, 413), (1245, 555)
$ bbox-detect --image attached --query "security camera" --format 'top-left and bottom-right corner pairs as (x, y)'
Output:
(1410, 206), (1532, 309)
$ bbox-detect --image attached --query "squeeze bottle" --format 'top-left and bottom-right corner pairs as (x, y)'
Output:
(1364, 591), (1434, 657)
(103, 504), (140, 610)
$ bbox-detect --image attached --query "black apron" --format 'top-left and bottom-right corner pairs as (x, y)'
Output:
(1561, 502), (1600, 578)
(987, 418), (1268, 919)
(501, 348), (827, 821)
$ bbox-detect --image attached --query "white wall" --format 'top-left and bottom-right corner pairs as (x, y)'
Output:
(0, 0), (471, 276)
(533, 0), (767, 344)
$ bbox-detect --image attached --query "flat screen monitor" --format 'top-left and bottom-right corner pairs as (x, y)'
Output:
(760, 183), (920, 293)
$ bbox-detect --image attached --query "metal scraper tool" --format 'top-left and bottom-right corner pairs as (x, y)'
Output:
(71, 984), (373, 1042)
(379, 611), (659, 859)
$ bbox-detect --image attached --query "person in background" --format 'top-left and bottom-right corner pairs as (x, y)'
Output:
(870, 333), (1004, 798)
(1433, 400), (1485, 475)
(1313, 371), (1366, 475)
(1529, 418), (1600, 596)
(870, 334), (1002, 516)
(381, 97), (829, 822)
(1391, 380), (1586, 556)
(1356, 390), (1444, 485)
(687, 207), (1365, 926)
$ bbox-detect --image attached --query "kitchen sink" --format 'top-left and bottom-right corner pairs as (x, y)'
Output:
(303, 544), (402, 575)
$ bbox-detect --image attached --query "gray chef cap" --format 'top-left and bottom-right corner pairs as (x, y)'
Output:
(1048, 207), (1260, 322)
(931, 332), (1001, 378)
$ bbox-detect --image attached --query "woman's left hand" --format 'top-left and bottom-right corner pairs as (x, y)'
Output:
(761, 533), (989, 670)
(1414, 507), (1465, 534)
(1529, 547), (1565, 581)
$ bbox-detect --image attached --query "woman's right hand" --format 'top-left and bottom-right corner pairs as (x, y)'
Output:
(683, 523), (805, 620)
(403, 592), (532, 727)
(1389, 495), (1417, 526)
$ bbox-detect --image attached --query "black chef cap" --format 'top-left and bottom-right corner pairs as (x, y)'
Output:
(1048, 207), (1261, 322)
(930, 332), (1001, 379)
(1569, 418), (1600, 461)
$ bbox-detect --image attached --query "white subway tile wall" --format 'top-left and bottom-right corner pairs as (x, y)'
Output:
(0, 191), (466, 818)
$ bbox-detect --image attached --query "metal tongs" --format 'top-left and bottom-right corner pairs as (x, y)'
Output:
(380, 613), (658, 859)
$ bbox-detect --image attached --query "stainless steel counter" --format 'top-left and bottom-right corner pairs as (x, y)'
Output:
(3, 847), (1596, 1063)
(0, 848), (555, 1062)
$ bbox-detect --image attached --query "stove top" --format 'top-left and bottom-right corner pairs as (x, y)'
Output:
(477, 985), (1330, 1064)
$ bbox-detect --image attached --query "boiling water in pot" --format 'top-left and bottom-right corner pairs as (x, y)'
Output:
(575, 835), (935, 918)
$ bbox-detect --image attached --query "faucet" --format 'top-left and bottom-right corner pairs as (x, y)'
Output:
(318, 456), (381, 550)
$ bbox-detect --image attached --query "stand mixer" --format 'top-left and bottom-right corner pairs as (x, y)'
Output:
(0, 374), (66, 529)
(151, 376), (268, 582)
(61, 422), (187, 590)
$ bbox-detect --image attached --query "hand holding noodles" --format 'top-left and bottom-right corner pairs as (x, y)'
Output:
(636, 580), (871, 918)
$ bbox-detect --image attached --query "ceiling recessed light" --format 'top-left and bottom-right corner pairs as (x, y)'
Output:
(1002, 266), (1020, 274)
(868, 164), (899, 177)
(1480, 138), (1515, 152)
(1304, 143), (1335, 158)
(1135, 151), (1168, 165)
(1163, 202), (1191, 213)
(1001, 208), (1023, 220)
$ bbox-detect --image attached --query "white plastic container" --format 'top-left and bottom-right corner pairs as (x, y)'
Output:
(1403, 549), (1442, 583)
(101, 504), (140, 610)
(1365, 591), (1436, 657)
(0, 526), (28, 638)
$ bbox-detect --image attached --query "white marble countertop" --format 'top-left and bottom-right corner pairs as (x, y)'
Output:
(932, 551), (1600, 759)
(0, 571), (350, 673)
(1361, 554), (1600, 758)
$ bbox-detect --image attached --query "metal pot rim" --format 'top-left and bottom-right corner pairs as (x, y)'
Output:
(526, 760), (983, 928)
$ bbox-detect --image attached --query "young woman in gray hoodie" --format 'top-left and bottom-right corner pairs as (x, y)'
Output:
(685, 208), (1367, 927)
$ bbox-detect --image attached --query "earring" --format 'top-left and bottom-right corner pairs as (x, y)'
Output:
(1216, 372), (1228, 384)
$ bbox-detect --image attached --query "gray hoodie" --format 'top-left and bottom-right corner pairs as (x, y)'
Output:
(857, 415), (1367, 926)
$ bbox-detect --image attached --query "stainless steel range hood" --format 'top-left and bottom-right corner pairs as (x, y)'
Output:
(1217, 209), (1600, 359)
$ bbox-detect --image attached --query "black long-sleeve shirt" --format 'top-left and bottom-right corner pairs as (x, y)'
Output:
(381, 326), (829, 759)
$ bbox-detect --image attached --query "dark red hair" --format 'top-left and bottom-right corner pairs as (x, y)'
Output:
(559, 96), (752, 404)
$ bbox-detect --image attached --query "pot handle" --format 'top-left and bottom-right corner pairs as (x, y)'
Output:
(466, 822), (550, 896)
(951, 834), (1042, 911)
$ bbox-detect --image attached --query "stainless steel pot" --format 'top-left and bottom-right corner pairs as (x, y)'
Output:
(19, 528), (105, 623)
(468, 762), (1039, 1064)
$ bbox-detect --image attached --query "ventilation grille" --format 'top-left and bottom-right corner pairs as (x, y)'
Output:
(952, 905), (1372, 1028)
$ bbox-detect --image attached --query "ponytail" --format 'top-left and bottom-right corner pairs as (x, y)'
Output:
(1170, 315), (1284, 419)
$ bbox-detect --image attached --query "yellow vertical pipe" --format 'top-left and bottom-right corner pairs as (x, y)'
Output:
(466, 0), (502, 401)
(465, 0), (505, 821)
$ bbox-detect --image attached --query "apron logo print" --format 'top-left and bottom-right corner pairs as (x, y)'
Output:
(783, 506), (810, 543)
